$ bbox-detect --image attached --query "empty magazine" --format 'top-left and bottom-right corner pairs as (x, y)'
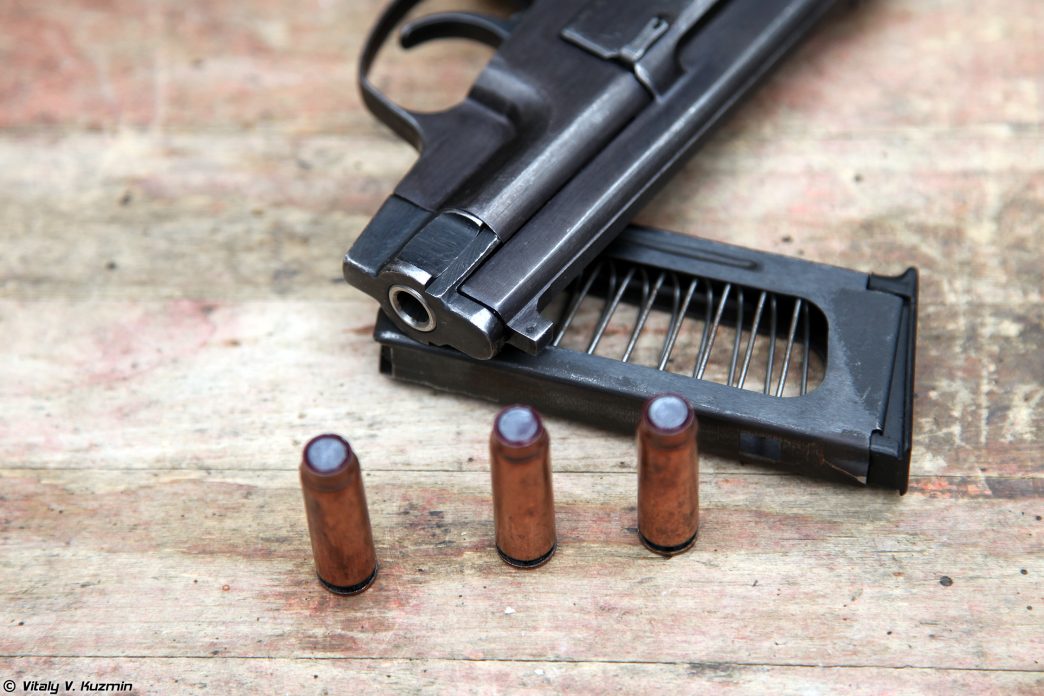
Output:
(374, 226), (917, 492)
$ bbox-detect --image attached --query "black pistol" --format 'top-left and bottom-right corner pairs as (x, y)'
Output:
(345, 0), (846, 360)
(348, 0), (919, 492)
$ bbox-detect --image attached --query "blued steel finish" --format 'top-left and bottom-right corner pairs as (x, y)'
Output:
(345, 0), (845, 359)
(299, 434), (378, 595)
(375, 225), (919, 493)
(489, 405), (557, 568)
(637, 394), (699, 555)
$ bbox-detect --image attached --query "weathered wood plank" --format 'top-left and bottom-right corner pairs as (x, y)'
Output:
(1, 300), (1039, 479)
(1, 0), (1041, 691)
(0, 127), (1039, 303)
(1, 1), (1039, 133)
(1, 469), (1040, 669)
(0, 657), (1040, 695)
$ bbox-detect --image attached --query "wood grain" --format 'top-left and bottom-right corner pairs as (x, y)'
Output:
(1, 658), (1041, 696)
(1, 0), (1041, 693)
(2, 468), (1040, 667)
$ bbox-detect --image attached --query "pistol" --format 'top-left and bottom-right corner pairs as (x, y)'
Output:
(345, 0), (847, 360)
(348, 0), (919, 491)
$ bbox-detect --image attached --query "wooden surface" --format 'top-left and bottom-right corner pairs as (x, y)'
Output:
(1, 0), (1041, 693)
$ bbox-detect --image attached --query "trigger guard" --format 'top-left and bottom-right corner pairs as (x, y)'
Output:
(359, 0), (432, 149)
(400, 12), (514, 50)
(359, 0), (522, 151)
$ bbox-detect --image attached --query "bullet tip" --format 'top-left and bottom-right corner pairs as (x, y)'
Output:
(495, 405), (542, 446)
(645, 394), (691, 433)
(304, 434), (351, 473)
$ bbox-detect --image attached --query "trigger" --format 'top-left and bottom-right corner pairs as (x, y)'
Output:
(400, 12), (514, 50)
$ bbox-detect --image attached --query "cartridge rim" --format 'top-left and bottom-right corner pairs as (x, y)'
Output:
(638, 529), (697, 557)
(318, 562), (378, 596)
(496, 542), (556, 569)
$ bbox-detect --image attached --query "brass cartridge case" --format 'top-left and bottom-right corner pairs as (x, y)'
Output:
(489, 405), (556, 568)
(637, 394), (699, 556)
(299, 434), (378, 594)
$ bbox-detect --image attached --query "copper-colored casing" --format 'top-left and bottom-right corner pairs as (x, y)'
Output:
(299, 434), (378, 594)
(489, 406), (556, 568)
(637, 395), (700, 556)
